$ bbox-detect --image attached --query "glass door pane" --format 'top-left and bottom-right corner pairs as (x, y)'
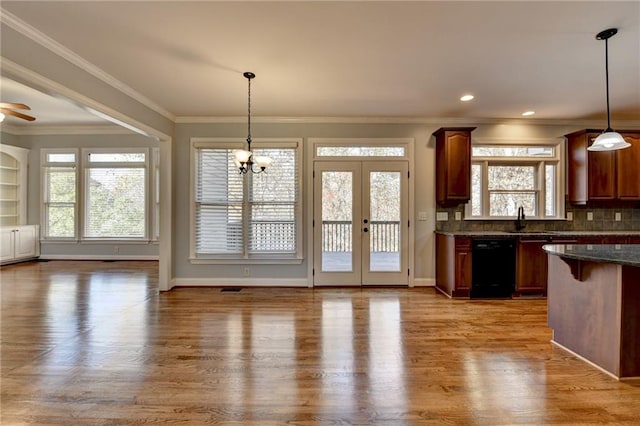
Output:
(321, 171), (353, 272)
(313, 162), (361, 286)
(362, 162), (408, 286)
(368, 171), (401, 272)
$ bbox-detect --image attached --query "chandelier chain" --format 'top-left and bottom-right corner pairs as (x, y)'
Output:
(247, 75), (252, 145)
(604, 37), (611, 131)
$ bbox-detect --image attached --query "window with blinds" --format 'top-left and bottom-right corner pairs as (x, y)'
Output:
(193, 141), (300, 259)
(43, 151), (77, 239)
(84, 150), (147, 239)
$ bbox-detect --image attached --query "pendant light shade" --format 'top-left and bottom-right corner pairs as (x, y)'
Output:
(588, 28), (630, 152)
(589, 131), (630, 151)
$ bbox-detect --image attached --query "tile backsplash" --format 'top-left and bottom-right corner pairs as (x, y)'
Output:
(435, 204), (640, 232)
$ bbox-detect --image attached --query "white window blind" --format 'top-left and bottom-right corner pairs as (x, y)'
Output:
(85, 151), (147, 239)
(195, 148), (244, 254)
(194, 144), (299, 258)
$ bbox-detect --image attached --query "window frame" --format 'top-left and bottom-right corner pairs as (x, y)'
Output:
(41, 147), (157, 243)
(465, 140), (565, 220)
(82, 147), (149, 241)
(190, 138), (303, 264)
(41, 148), (79, 241)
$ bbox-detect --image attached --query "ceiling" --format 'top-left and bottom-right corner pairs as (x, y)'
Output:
(1, 77), (109, 126)
(1, 1), (639, 129)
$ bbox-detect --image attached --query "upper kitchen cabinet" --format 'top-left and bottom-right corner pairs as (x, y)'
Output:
(616, 133), (640, 200)
(566, 129), (640, 204)
(433, 127), (476, 206)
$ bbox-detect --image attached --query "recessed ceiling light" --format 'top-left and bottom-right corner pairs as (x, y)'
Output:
(460, 94), (474, 102)
(522, 111), (535, 116)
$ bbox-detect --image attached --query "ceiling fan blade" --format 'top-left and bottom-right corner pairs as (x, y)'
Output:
(0, 102), (31, 110)
(1, 108), (36, 121)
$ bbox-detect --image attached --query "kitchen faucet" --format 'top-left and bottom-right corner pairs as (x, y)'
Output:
(515, 206), (526, 231)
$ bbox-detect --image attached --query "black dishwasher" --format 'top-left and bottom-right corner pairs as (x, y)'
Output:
(471, 239), (516, 298)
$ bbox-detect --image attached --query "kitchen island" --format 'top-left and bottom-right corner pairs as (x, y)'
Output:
(543, 244), (640, 380)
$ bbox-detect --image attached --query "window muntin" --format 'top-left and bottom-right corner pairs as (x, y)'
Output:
(468, 143), (562, 219)
(193, 141), (301, 260)
(472, 146), (554, 157)
(84, 149), (148, 239)
(316, 146), (405, 157)
(42, 148), (157, 241)
(43, 151), (77, 239)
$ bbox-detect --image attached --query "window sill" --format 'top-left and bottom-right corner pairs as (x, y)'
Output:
(190, 257), (303, 265)
(41, 239), (153, 244)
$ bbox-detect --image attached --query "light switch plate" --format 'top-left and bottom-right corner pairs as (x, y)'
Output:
(587, 212), (593, 221)
(566, 212), (573, 221)
(454, 212), (462, 221)
(615, 212), (621, 221)
(436, 212), (448, 221)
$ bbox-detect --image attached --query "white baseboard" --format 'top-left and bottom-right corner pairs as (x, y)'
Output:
(174, 277), (310, 288)
(39, 255), (159, 261)
(413, 278), (435, 287)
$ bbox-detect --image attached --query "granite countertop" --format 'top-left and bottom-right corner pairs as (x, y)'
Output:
(543, 244), (640, 267)
(436, 230), (640, 237)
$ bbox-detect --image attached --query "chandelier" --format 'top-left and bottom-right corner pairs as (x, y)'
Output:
(233, 72), (272, 173)
(588, 28), (630, 152)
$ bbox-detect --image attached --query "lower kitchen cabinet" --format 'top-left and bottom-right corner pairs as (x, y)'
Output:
(514, 236), (579, 297)
(435, 234), (472, 298)
(1, 225), (40, 265)
(515, 238), (548, 296)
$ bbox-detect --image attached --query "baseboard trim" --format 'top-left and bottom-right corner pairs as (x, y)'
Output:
(413, 278), (435, 287)
(174, 277), (310, 288)
(550, 340), (620, 381)
(39, 255), (159, 261)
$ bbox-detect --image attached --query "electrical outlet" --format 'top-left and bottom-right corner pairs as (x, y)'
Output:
(587, 212), (593, 221)
(454, 211), (462, 221)
(615, 212), (621, 221)
(418, 211), (428, 221)
(113, 246), (119, 254)
(243, 267), (251, 277)
(566, 212), (573, 221)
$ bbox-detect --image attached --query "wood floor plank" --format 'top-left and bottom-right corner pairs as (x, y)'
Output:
(2, 260), (640, 424)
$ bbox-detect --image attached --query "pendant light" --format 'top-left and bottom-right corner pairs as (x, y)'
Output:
(233, 72), (272, 173)
(588, 28), (630, 152)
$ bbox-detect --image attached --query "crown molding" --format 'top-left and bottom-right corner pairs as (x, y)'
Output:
(0, 8), (176, 122)
(1, 123), (133, 136)
(175, 115), (640, 127)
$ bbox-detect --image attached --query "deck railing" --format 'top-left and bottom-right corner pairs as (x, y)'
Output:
(322, 220), (399, 252)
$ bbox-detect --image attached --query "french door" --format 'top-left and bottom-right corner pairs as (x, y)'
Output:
(313, 161), (408, 286)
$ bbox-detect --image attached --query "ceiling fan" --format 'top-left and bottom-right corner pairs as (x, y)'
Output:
(0, 102), (36, 122)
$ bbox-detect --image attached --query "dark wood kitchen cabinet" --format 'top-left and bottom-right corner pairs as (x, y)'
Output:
(566, 129), (640, 204)
(616, 133), (640, 200)
(433, 127), (476, 206)
(514, 235), (578, 297)
(514, 238), (548, 296)
(435, 233), (472, 298)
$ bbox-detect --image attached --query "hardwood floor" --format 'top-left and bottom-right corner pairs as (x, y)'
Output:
(2, 260), (640, 425)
